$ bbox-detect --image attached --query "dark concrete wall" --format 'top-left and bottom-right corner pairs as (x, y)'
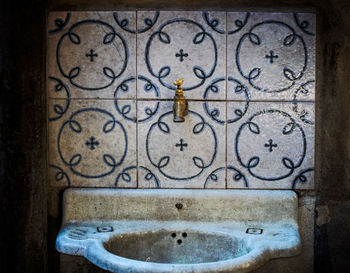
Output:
(0, 0), (349, 272)
(0, 1), (48, 272)
(312, 1), (350, 272)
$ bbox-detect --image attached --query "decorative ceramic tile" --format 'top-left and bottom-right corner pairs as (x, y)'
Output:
(48, 99), (137, 187)
(137, 101), (226, 188)
(227, 102), (314, 189)
(47, 12), (136, 99)
(137, 11), (226, 100)
(227, 12), (315, 101)
(47, 10), (316, 190)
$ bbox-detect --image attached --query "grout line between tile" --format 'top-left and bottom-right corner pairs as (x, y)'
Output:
(61, 185), (314, 190)
(225, 11), (228, 189)
(48, 97), (316, 103)
(136, 10), (139, 188)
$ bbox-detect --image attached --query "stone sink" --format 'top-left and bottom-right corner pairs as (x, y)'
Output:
(56, 189), (301, 273)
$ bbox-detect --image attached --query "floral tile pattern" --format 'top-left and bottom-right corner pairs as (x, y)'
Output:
(47, 11), (316, 189)
(48, 99), (137, 187)
(227, 102), (315, 189)
(137, 101), (226, 188)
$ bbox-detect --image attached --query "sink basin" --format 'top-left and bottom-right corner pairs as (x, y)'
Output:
(104, 229), (249, 264)
(56, 189), (301, 273)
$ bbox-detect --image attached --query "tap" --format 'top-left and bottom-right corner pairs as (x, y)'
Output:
(173, 78), (188, 122)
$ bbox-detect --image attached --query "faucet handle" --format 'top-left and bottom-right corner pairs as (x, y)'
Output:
(174, 78), (184, 90)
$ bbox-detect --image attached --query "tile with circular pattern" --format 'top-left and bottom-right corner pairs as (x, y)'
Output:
(48, 99), (137, 187)
(227, 101), (314, 189)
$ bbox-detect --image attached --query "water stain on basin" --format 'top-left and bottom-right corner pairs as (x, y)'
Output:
(103, 229), (250, 264)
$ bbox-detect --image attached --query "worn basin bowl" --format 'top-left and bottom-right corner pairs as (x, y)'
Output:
(104, 229), (249, 264)
(56, 189), (301, 273)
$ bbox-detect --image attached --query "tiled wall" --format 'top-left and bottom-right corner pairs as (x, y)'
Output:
(47, 11), (315, 189)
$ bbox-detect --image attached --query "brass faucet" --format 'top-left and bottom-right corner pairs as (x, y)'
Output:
(173, 78), (188, 122)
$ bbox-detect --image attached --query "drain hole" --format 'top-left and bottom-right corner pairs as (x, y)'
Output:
(97, 226), (114, 233)
(171, 233), (176, 238)
(177, 239), (182, 244)
(175, 203), (183, 209)
(182, 232), (187, 238)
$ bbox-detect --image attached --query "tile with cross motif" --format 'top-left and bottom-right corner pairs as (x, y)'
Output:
(137, 11), (226, 100)
(227, 12), (315, 102)
(136, 101), (226, 188)
(226, 101), (314, 189)
(47, 11), (136, 99)
(48, 99), (137, 187)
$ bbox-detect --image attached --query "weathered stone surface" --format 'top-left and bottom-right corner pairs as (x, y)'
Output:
(56, 188), (300, 273)
(252, 193), (315, 273)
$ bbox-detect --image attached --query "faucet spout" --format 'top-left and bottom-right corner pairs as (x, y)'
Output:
(173, 78), (188, 122)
